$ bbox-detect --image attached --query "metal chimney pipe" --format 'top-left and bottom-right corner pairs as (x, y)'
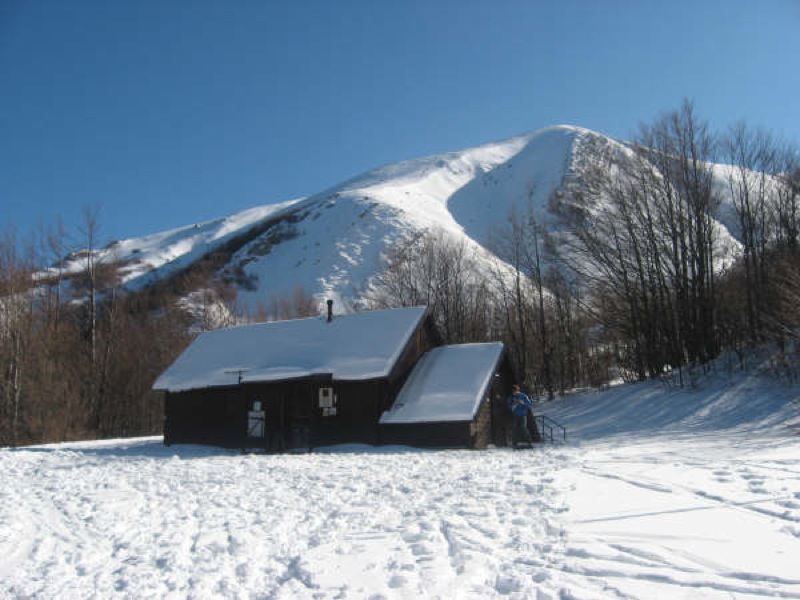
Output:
(327, 299), (333, 322)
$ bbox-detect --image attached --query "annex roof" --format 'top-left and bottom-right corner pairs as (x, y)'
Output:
(153, 306), (429, 393)
(380, 342), (504, 424)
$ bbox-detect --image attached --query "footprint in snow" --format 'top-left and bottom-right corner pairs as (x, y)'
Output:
(402, 532), (431, 544)
(781, 525), (800, 539)
(387, 574), (408, 588)
(494, 575), (522, 594)
(410, 543), (433, 558)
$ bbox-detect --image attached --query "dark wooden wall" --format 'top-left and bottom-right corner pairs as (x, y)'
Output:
(165, 378), (391, 451)
(242, 379), (320, 452)
(380, 422), (472, 448)
(309, 379), (385, 448)
(383, 314), (441, 412)
(164, 386), (244, 448)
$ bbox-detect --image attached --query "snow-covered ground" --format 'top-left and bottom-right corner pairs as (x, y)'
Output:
(2, 366), (799, 599)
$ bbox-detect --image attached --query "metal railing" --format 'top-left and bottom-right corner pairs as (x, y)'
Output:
(533, 415), (567, 444)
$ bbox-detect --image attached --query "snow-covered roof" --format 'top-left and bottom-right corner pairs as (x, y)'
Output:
(380, 343), (504, 424)
(153, 306), (429, 392)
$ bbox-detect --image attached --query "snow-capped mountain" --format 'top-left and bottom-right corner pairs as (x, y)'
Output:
(54, 125), (743, 313)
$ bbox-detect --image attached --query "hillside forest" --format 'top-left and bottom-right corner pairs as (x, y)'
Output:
(2, 101), (799, 447)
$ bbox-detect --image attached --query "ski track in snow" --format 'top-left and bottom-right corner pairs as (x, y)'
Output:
(557, 436), (800, 599)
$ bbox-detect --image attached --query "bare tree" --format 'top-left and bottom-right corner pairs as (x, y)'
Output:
(367, 230), (492, 344)
(640, 100), (720, 366)
(0, 229), (36, 445)
(489, 198), (556, 396)
(488, 211), (531, 382)
(553, 100), (721, 382)
(773, 141), (800, 251)
(76, 205), (103, 428)
(259, 286), (319, 322)
(723, 122), (778, 341)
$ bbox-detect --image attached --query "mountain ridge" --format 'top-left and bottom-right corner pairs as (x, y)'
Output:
(53, 125), (742, 315)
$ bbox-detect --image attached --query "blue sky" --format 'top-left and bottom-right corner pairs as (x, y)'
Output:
(2, 0), (799, 246)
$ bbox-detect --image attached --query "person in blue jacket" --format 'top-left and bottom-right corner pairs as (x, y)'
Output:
(507, 384), (534, 448)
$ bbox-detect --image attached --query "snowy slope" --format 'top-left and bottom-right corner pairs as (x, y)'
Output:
(226, 126), (581, 311)
(534, 365), (800, 599)
(52, 199), (304, 289)
(2, 367), (799, 599)
(52, 126), (745, 312)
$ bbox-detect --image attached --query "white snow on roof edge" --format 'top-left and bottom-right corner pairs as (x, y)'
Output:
(152, 306), (429, 392)
(380, 342), (504, 424)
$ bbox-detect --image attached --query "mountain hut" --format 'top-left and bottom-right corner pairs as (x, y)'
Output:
(152, 305), (517, 451)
